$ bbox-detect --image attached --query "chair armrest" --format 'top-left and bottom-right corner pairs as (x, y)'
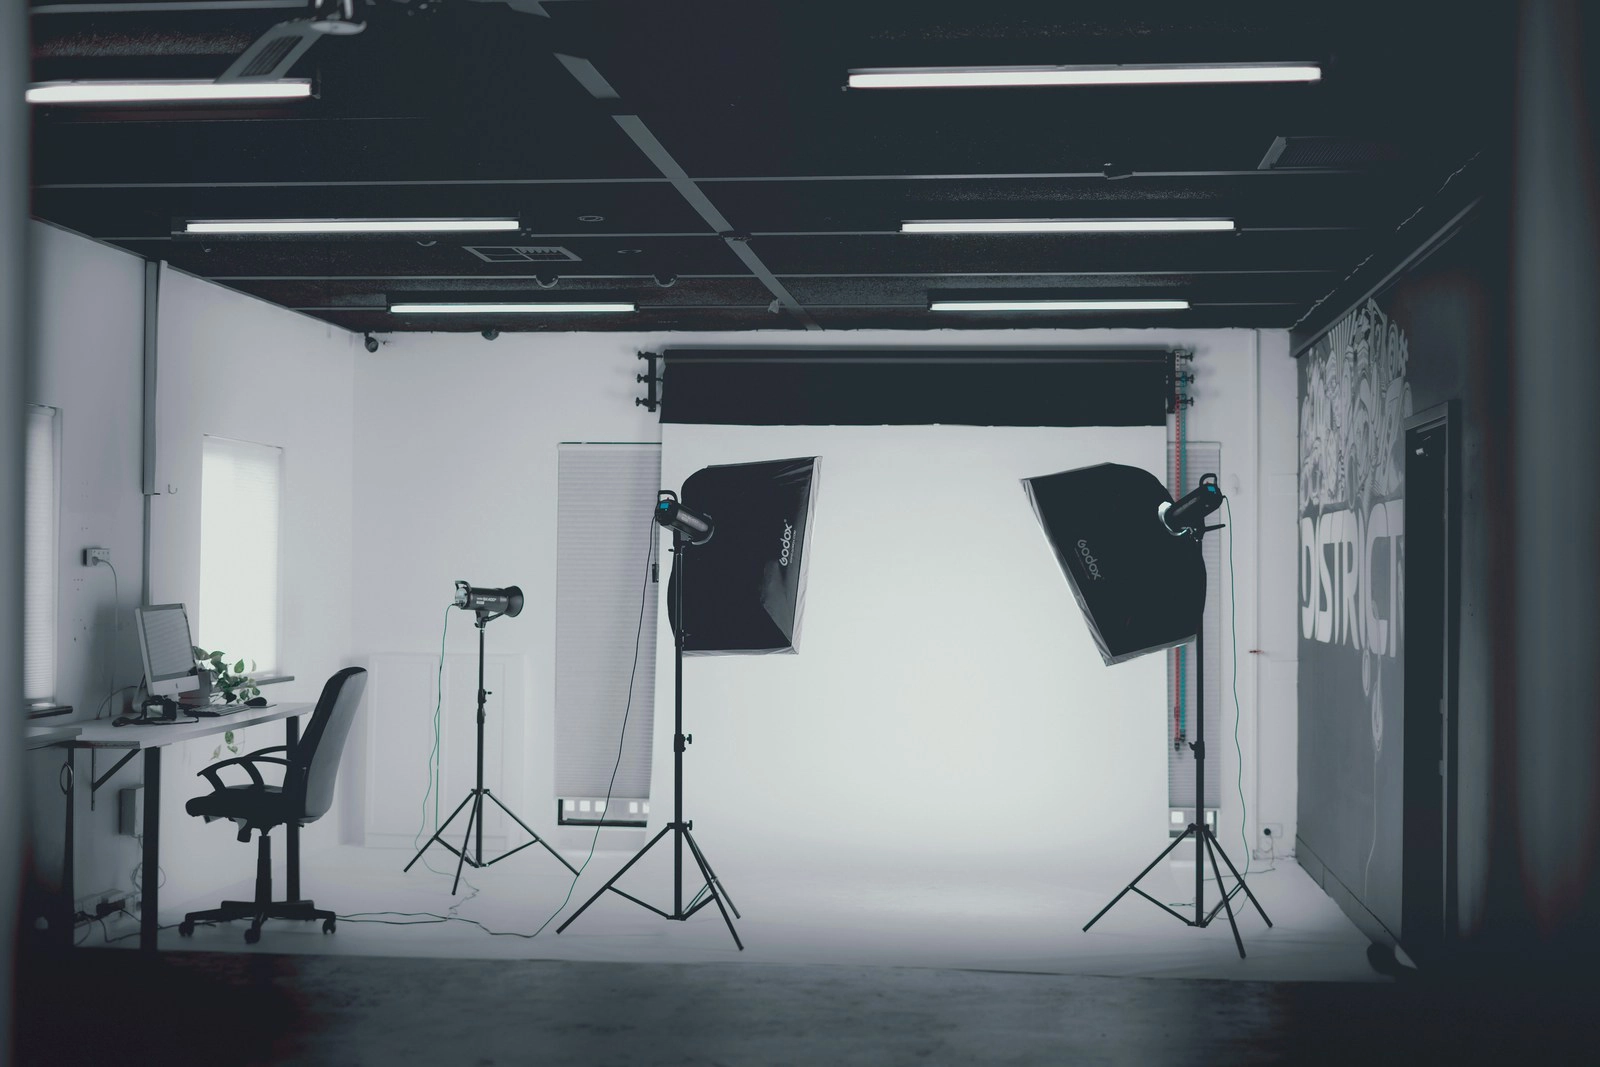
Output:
(197, 754), (291, 792)
(244, 744), (289, 758)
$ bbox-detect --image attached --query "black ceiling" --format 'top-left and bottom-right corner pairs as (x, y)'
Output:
(28, 0), (1498, 334)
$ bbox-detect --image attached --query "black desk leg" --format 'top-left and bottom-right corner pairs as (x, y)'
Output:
(286, 717), (301, 901)
(61, 749), (76, 949)
(141, 747), (160, 953)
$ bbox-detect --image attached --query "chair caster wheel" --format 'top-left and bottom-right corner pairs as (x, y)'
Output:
(322, 918), (336, 934)
(244, 926), (261, 944)
(178, 921), (195, 937)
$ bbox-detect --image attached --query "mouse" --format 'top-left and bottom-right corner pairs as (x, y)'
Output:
(245, 696), (268, 707)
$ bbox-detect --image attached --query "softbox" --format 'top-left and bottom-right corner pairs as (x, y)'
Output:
(667, 456), (818, 655)
(1023, 462), (1205, 665)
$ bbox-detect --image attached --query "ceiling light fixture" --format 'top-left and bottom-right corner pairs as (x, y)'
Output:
(389, 302), (637, 314)
(929, 299), (1190, 312)
(182, 218), (520, 235)
(26, 79), (314, 105)
(848, 62), (1321, 90)
(308, 0), (366, 35)
(902, 219), (1235, 234)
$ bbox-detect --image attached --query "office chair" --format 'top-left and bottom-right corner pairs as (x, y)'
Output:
(178, 666), (367, 944)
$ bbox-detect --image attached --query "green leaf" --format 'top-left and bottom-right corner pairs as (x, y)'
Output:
(233, 659), (245, 674)
(192, 646), (207, 659)
(250, 660), (257, 672)
(211, 746), (220, 760)
(225, 730), (234, 743)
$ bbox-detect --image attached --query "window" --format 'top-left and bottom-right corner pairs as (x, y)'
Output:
(23, 405), (60, 706)
(199, 435), (283, 673)
(554, 443), (660, 824)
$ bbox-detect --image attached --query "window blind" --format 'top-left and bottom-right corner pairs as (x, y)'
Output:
(199, 435), (282, 674)
(23, 405), (59, 705)
(554, 443), (660, 802)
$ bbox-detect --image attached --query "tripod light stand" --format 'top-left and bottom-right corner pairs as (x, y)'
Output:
(1025, 466), (1270, 957)
(558, 494), (743, 948)
(406, 581), (578, 893)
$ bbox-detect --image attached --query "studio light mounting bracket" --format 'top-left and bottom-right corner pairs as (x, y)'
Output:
(636, 351), (662, 411)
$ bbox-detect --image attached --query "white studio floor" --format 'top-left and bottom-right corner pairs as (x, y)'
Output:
(95, 833), (1383, 984)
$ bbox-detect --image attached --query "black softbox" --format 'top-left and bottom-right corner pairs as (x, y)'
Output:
(667, 457), (818, 655)
(1023, 462), (1205, 665)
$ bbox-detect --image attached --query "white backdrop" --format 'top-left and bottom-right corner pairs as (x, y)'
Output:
(654, 424), (1169, 871)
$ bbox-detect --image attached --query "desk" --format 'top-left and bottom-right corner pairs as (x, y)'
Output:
(68, 702), (314, 952)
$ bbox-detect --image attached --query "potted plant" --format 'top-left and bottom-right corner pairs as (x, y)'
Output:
(193, 646), (261, 760)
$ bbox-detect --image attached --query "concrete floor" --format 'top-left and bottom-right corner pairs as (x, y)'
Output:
(23, 841), (1598, 1064)
(104, 840), (1379, 982)
(17, 948), (1595, 1066)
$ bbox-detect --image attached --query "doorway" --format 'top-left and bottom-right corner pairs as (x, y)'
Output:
(1401, 402), (1460, 962)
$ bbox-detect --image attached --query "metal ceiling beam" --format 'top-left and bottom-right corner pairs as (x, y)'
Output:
(31, 169), (1374, 191)
(610, 113), (819, 330)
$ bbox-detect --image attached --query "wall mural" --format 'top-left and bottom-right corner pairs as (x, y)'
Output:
(1299, 296), (1411, 896)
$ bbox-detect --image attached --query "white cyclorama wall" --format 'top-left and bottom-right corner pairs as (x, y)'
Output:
(658, 424), (1167, 868)
(24, 223), (147, 912)
(350, 327), (1297, 863)
(148, 265), (356, 905)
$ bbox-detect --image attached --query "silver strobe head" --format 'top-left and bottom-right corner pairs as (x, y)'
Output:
(655, 492), (715, 545)
(453, 580), (524, 619)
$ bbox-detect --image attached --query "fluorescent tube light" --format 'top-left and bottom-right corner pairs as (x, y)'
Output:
(184, 218), (520, 235)
(389, 302), (637, 314)
(902, 218), (1235, 234)
(930, 299), (1190, 312)
(26, 79), (314, 104)
(848, 63), (1321, 90)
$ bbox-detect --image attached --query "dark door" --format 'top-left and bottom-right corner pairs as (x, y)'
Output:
(1401, 409), (1457, 962)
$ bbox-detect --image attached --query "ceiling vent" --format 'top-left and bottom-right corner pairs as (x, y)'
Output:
(1258, 136), (1402, 170)
(464, 245), (582, 263)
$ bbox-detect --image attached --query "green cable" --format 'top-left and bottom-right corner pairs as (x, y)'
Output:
(1223, 495), (1251, 879)
(411, 604), (453, 877)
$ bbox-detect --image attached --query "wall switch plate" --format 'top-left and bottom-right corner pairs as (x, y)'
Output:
(83, 547), (110, 566)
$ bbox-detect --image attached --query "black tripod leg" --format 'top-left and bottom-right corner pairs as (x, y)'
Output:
(681, 827), (740, 919)
(1202, 830), (1247, 958)
(683, 833), (743, 951)
(1206, 829), (1273, 928)
(450, 795), (480, 895)
(556, 824), (673, 934)
(483, 790), (579, 876)
(403, 792), (475, 873)
(1084, 827), (1194, 931)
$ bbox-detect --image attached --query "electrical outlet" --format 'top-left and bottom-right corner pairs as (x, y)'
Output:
(95, 894), (132, 919)
(83, 547), (110, 566)
(1260, 823), (1285, 848)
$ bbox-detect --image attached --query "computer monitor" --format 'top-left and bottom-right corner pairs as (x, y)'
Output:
(135, 603), (199, 700)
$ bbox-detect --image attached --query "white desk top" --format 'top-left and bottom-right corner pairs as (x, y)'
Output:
(70, 702), (315, 749)
(24, 724), (82, 749)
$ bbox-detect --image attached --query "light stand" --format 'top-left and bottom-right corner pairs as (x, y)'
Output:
(558, 525), (743, 949)
(1081, 519), (1272, 957)
(405, 597), (578, 894)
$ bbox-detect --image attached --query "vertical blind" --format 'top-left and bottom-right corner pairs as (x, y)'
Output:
(199, 435), (282, 673)
(554, 443), (660, 802)
(23, 405), (59, 705)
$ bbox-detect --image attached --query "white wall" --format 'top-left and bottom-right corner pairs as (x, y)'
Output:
(147, 264), (356, 903)
(23, 226), (358, 919)
(351, 326), (1298, 866)
(24, 223), (146, 916)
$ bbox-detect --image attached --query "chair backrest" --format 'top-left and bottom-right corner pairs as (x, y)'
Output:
(289, 666), (368, 823)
